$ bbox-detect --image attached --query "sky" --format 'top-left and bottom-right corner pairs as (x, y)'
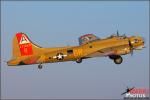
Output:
(1, 1), (149, 99)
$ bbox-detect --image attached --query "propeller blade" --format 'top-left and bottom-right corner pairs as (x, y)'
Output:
(128, 39), (134, 56)
(128, 40), (132, 47)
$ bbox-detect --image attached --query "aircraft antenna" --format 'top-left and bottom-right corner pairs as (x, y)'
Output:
(117, 30), (119, 36)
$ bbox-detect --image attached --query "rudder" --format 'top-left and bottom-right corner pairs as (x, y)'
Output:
(12, 32), (41, 58)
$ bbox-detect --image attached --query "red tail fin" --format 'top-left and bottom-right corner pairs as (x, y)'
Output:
(16, 33), (33, 56)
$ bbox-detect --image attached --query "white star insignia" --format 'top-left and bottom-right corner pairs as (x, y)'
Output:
(53, 53), (67, 60)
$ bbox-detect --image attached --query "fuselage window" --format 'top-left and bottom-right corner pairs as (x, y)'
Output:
(67, 50), (73, 54)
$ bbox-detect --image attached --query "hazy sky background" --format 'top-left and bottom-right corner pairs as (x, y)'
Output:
(1, 1), (149, 99)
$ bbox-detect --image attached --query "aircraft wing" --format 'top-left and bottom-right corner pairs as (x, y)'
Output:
(84, 44), (129, 58)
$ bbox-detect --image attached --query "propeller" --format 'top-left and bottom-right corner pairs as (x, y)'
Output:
(128, 39), (134, 56)
(116, 30), (133, 55)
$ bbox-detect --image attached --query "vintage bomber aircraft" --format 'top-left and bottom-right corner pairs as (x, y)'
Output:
(7, 31), (145, 69)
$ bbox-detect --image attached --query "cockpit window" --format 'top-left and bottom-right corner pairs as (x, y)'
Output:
(79, 34), (99, 45)
(134, 39), (139, 43)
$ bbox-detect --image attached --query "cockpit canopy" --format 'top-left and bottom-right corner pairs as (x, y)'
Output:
(79, 34), (99, 45)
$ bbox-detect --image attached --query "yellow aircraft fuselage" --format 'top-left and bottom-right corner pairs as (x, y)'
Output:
(7, 32), (145, 69)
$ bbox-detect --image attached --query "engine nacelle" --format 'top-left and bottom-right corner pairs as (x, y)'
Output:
(114, 48), (130, 55)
